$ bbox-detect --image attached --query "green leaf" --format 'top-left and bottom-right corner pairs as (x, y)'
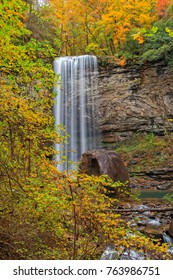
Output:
(152, 26), (158, 33)
(165, 27), (171, 33)
(168, 31), (173, 38)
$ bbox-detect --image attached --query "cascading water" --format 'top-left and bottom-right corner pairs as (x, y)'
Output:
(163, 233), (173, 245)
(53, 55), (99, 171)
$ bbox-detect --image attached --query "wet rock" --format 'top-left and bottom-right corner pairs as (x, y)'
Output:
(100, 244), (144, 260)
(131, 171), (173, 189)
(157, 182), (172, 190)
(145, 168), (173, 181)
(146, 218), (161, 228)
(137, 221), (147, 227)
(100, 245), (119, 260)
(134, 205), (150, 216)
(79, 149), (129, 189)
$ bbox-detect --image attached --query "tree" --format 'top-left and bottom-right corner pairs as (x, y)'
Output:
(99, 0), (157, 54)
(49, 0), (106, 55)
(0, 0), (62, 258)
(49, 0), (158, 56)
(156, 0), (172, 16)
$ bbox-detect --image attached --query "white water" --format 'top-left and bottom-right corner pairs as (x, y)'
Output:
(163, 233), (173, 245)
(100, 245), (145, 260)
(54, 55), (98, 171)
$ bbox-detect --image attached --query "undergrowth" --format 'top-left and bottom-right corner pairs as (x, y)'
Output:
(115, 132), (173, 172)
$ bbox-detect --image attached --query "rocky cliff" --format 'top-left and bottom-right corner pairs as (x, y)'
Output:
(97, 61), (173, 144)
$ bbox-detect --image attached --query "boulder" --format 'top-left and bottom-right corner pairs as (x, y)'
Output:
(79, 149), (129, 190)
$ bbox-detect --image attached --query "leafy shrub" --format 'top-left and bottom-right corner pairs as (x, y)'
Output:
(123, 20), (173, 68)
(164, 194), (173, 205)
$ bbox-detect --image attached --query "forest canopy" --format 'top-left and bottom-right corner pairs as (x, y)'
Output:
(48, 0), (173, 66)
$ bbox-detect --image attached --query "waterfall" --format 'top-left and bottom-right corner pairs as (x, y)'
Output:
(163, 233), (173, 255)
(53, 55), (99, 171)
(163, 233), (173, 245)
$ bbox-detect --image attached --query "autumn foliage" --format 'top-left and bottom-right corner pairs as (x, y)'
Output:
(156, 0), (172, 16)
(0, 0), (173, 260)
(48, 0), (173, 66)
(49, 0), (157, 56)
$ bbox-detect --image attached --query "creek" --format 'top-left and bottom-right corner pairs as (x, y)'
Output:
(132, 189), (173, 201)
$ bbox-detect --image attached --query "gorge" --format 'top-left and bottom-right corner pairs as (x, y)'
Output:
(54, 57), (173, 190)
(54, 57), (173, 255)
(2, 0), (173, 261)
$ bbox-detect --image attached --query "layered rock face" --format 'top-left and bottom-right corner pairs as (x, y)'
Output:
(97, 62), (173, 143)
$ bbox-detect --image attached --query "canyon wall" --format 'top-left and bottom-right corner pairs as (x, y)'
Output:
(97, 61), (173, 144)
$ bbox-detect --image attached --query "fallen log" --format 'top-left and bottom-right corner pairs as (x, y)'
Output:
(107, 207), (173, 213)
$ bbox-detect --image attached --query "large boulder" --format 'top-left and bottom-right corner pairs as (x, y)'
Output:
(79, 149), (129, 187)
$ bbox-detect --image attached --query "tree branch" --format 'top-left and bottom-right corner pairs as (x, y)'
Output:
(107, 207), (173, 213)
